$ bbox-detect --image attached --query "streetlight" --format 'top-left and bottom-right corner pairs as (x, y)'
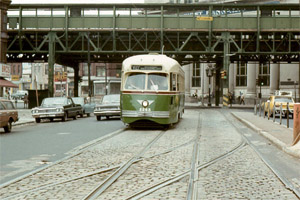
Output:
(206, 64), (215, 107)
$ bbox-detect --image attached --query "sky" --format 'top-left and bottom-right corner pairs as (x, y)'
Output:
(11, 0), (145, 4)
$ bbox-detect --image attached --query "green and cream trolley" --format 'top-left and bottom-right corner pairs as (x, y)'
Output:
(121, 54), (185, 126)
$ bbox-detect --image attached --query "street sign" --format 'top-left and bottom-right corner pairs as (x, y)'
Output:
(196, 16), (213, 21)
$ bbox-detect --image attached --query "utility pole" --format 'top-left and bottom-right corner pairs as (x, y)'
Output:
(87, 32), (91, 101)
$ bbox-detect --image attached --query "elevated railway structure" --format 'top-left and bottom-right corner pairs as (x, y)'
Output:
(2, 3), (300, 97)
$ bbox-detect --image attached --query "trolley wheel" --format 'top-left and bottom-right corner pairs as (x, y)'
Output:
(50, 118), (54, 122)
(97, 116), (101, 121)
(35, 118), (41, 123)
(106, 116), (109, 120)
(87, 113), (90, 117)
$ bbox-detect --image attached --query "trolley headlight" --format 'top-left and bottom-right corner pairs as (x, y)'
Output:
(142, 100), (149, 108)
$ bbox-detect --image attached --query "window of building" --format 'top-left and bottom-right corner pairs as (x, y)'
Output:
(236, 62), (247, 86)
(110, 82), (121, 94)
(116, 65), (121, 78)
(83, 63), (89, 76)
(45, 64), (48, 75)
(96, 66), (106, 77)
(94, 83), (106, 95)
(258, 63), (270, 86)
(192, 62), (201, 87)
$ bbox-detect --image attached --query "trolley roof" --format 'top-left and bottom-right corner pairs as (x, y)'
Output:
(122, 54), (183, 74)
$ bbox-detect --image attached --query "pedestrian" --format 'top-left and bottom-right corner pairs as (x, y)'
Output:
(240, 93), (245, 105)
(4, 89), (11, 100)
(24, 93), (29, 109)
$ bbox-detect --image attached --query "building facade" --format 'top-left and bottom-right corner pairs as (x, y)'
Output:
(184, 62), (300, 103)
(79, 63), (122, 97)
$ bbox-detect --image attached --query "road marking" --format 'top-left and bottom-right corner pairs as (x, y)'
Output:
(57, 132), (71, 135)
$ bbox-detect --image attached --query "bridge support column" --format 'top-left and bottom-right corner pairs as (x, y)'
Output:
(0, 0), (11, 63)
(270, 62), (280, 95)
(202, 63), (209, 97)
(229, 63), (235, 94)
(246, 61), (257, 101)
(74, 65), (79, 97)
(183, 63), (191, 97)
(48, 32), (55, 97)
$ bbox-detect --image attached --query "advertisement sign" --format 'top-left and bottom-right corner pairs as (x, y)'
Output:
(11, 75), (20, 81)
(0, 64), (11, 78)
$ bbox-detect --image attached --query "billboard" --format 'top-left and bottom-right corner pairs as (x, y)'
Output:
(0, 64), (11, 78)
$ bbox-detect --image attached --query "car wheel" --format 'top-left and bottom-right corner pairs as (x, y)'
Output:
(35, 118), (41, 123)
(73, 114), (77, 120)
(62, 112), (68, 122)
(97, 116), (101, 121)
(87, 113), (90, 117)
(4, 120), (12, 133)
(106, 116), (109, 120)
(50, 118), (54, 122)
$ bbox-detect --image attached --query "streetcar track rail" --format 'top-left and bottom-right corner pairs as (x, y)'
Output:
(125, 140), (247, 200)
(1, 136), (194, 199)
(0, 128), (125, 190)
(83, 130), (167, 200)
(221, 111), (300, 199)
(187, 112), (202, 200)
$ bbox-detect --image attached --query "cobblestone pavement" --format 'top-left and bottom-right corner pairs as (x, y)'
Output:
(0, 109), (298, 199)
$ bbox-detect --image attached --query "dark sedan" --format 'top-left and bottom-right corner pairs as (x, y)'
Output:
(31, 97), (82, 123)
(94, 94), (120, 121)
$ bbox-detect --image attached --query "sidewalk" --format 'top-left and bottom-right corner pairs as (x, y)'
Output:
(232, 111), (300, 159)
(14, 109), (35, 126)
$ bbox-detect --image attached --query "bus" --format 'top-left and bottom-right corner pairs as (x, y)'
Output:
(120, 54), (185, 127)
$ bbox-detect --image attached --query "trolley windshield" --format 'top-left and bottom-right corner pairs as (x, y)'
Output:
(147, 73), (168, 91)
(124, 72), (168, 91)
(124, 73), (146, 90)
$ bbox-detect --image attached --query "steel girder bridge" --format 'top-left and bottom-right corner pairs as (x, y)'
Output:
(5, 3), (300, 97)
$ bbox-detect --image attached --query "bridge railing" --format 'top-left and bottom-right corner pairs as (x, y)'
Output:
(7, 4), (300, 31)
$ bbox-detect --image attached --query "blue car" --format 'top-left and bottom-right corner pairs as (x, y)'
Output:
(72, 97), (95, 117)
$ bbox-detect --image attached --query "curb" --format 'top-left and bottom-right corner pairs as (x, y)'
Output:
(231, 113), (300, 159)
(13, 121), (35, 127)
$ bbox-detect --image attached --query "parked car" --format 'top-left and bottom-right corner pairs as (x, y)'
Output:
(262, 92), (294, 118)
(11, 90), (28, 100)
(72, 97), (95, 117)
(94, 94), (120, 121)
(0, 99), (18, 133)
(31, 97), (83, 123)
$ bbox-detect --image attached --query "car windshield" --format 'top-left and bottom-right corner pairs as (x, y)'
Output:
(42, 98), (67, 106)
(102, 95), (120, 104)
(274, 97), (293, 103)
(147, 73), (168, 91)
(124, 73), (146, 90)
(72, 98), (84, 105)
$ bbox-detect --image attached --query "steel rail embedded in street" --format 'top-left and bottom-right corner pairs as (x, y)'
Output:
(221, 111), (300, 199)
(82, 130), (167, 200)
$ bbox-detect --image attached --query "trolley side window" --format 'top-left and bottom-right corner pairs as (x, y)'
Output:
(124, 73), (146, 90)
(147, 73), (168, 91)
(170, 73), (177, 91)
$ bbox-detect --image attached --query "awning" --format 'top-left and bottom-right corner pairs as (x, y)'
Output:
(0, 78), (18, 88)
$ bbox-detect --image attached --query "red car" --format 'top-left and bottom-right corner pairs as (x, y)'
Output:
(0, 99), (19, 133)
